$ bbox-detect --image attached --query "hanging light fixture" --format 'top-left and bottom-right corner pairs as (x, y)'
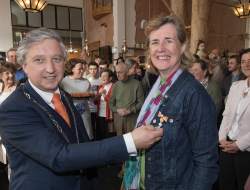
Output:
(121, 0), (128, 54)
(66, 1), (75, 55)
(15, 0), (48, 13)
(230, 0), (250, 18)
(67, 42), (74, 54)
(121, 39), (128, 54)
(83, 0), (90, 57)
(84, 39), (90, 57)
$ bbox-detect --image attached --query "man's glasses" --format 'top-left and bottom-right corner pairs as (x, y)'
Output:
(116, 70), (127, 75)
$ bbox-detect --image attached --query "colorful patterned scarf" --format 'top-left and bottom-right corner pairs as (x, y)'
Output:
(122, 68), (182, 190)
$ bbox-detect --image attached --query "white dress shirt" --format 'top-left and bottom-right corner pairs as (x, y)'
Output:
(28, 80), (137, 154)
(228, 79), (250, 141)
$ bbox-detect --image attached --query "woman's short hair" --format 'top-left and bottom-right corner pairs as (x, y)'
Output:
(0, 61), (18, 74)
(100, 68), (114, 78)
(195, 40), (206, 53)
(125, 58), (138, 69)
(239, 48), (250, 63)
(194, 59), (210, 78)
(144, 15), (193, 75)
(65, 58), (83, 75)
(17, 28), (68, 66)
(116, 57), (125, 65)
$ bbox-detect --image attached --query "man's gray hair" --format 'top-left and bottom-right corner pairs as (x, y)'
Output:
(125, 58), (138, 69)
(17, 28), (68, 66)
(115, 62), (129, 71)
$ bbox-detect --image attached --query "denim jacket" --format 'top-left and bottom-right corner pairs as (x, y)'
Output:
(145, 70), (219, 190)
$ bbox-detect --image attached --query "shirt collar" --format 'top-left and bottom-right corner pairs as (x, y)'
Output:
(28, 79), (61, 105)
(231, 72), (241, 79)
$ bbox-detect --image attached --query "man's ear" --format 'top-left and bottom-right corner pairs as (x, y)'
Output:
(22, 64), (28, 74)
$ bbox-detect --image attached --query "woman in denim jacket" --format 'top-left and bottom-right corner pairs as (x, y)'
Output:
(123, 15), (219, 190)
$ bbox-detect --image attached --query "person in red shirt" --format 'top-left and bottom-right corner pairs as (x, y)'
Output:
(94, 68), (115, 140)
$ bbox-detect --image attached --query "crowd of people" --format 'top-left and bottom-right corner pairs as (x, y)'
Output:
(0, 14), (250, 190)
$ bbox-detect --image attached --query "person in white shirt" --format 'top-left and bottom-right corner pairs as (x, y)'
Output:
(88, 62), (102, 140)
(219, 48), (250, 190)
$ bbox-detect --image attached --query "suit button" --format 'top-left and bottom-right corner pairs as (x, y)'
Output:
(76, 177), (81, 182)
(169, 119), (173, 123)
(153, 119), (156, 123)
(147, 174), (151, 178)
(165, 95), (168, 98)
(148, 157), (151, 161)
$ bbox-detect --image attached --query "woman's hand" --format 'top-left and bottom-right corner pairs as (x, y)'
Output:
(99, 88), (106, 96)
(219, 140), (239, 153)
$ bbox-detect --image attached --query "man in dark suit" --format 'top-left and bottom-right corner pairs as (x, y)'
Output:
(0, 28), (163, 190)
(220, 55), (245, 101)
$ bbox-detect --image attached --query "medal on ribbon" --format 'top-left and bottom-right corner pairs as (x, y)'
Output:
(157, 111), (168, 130)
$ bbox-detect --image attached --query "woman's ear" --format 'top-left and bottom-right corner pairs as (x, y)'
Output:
(204, 69), (207, 76)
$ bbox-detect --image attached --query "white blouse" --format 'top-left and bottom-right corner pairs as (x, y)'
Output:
(228, 79), (250, 141)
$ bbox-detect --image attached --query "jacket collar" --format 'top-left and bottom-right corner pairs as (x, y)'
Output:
(22, 81), (55, 113)
(165, 70), (191, 101)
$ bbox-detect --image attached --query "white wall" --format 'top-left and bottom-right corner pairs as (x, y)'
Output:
(113, 0), (125, 60)
(0, 0), (13, 52)
(113, 0), (136, 60)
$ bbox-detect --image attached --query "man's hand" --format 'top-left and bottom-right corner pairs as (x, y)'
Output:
(131, 125), (163, 150)
(117, 109), (125, 116)
(117, 109), (130, 116)
(123, 109), (130, 116)
(219, 140), (239, 153)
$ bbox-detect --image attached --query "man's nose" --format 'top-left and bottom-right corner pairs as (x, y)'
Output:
(45, 60), (55, 73)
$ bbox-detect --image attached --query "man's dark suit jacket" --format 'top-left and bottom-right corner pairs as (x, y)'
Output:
(220, 73), (246, 101)
(0, 81), (129, 190)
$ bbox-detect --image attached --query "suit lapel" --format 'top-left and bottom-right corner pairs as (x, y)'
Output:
(239, 90), (250, 119)
(23, 82), (76, 143)
(23, 81), (54, 113)
(229, 83), (244, 121)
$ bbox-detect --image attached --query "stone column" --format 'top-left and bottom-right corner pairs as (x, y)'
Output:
(190, 0), (210, 54)
(170, 0), (187, 24)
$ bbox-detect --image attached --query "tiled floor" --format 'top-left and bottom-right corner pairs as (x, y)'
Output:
(98, 163), (123, 190)
(0, 163), (123, 190)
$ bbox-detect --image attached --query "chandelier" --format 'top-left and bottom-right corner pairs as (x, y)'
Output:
(84, 39), (90, 57)
(121, 39), (128, 54)
(67, 42), (74, 55)
(230, 0), (250, 18)
(15, 0), (48, 13)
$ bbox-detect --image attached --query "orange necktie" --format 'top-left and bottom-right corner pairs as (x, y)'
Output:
(51, 93), (71, 128)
